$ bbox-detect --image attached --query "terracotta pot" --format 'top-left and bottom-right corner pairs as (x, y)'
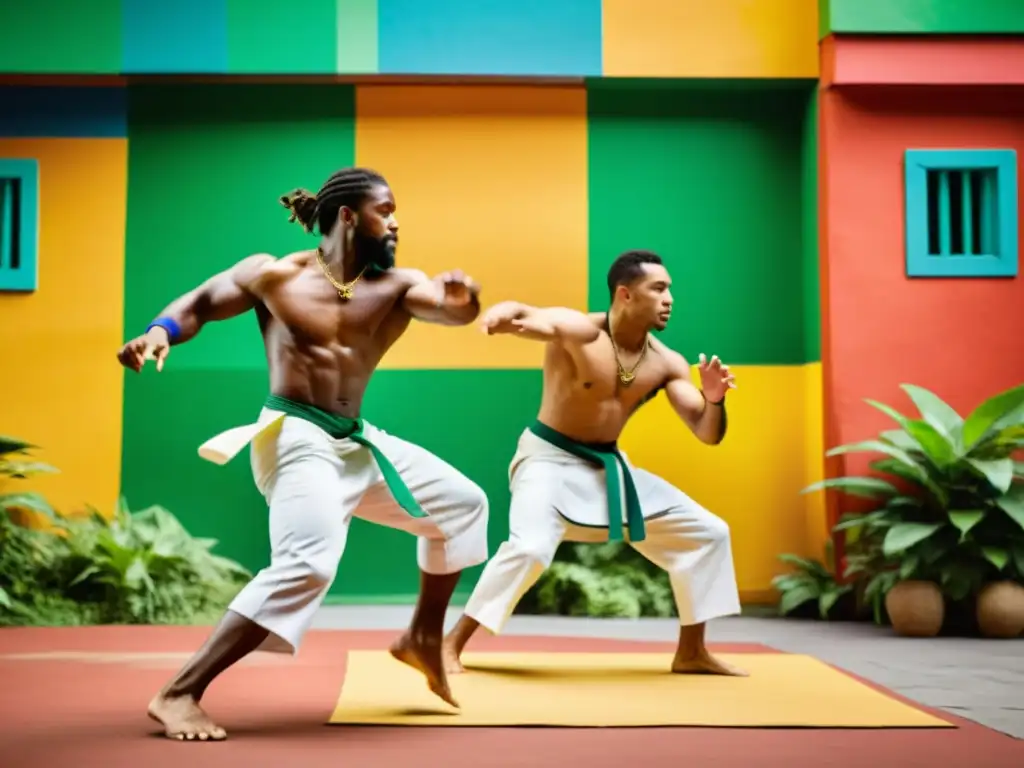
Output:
(976, 581), (1024, 639)
(885, 580), (944, 637)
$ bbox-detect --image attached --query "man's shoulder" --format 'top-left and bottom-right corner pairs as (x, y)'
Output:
(584, 311), (608, 332)
(237, 251), (306, 292)
(649, 336), (689, 372)
(262, 252), (307, 277)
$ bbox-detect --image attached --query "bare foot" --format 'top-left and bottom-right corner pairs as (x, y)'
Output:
(442, 639), (465, 675)
(147, 692), (227, 741)
(389, 631), (460, 708)
(671, 653), (749, 677)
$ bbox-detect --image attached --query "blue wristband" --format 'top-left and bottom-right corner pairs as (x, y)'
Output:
(146, 317), (181, 343)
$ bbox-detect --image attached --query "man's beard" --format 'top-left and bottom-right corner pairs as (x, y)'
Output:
(354, 230), (396, 275)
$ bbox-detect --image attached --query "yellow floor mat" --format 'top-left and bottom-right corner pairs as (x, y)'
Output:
(328, 651), (954, 728)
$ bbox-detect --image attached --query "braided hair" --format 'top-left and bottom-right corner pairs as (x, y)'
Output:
(280, 167), (388, 236)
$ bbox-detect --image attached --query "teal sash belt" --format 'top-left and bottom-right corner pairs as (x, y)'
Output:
(527, 420), (646, 543)
(265, 394), (426, 519)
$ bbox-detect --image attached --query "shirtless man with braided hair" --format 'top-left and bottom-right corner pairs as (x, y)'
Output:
(117, 167), (489, 741)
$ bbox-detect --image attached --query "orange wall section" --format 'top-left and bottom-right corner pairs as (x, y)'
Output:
(354, 84), (589, 370)
(820, 87), (1024, 490)
(0, 138), (127, 517)
(602, 0), (819, 79)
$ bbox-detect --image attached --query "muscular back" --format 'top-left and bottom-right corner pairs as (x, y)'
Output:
(250, 251), (419, 417)
(536, 312), (673, 444)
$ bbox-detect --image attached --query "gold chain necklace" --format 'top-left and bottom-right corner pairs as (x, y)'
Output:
(608, 317), (649, 386)
(315, 247), (366, 300)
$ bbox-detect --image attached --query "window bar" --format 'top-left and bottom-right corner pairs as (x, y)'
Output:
(938, 170), (951, 257)
(980, 170), (996, 256)
(961, 171), (974, 256)
(0, 179), (11, 271)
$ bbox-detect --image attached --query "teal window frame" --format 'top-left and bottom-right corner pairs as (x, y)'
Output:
(904, 149), (1017, 278)
(0, 158), (40, 292)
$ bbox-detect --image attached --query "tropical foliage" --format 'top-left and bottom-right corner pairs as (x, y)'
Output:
(771, 541), (854, 620)
(519, 541), (676, 618)
(775, 382), (1024, 623)
(0, 435), (251, 626)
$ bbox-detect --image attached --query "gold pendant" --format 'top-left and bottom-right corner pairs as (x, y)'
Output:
(619, 370), (635, 385)
(337, 285), (354, 300)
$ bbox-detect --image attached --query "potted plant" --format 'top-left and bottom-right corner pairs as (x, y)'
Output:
(803, 382), (1024, 637)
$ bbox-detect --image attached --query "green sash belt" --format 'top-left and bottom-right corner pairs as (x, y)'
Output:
(264, 394), (427, 519)
(528, 420), (646, 543)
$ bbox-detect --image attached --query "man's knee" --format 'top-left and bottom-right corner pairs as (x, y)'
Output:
(450, 475), (489, 526)
(703, 512), (731, 546)
(270, 551), (338, 595)
(422, 474), (491, 572)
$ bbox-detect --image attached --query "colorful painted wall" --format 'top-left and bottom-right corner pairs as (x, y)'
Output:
(117, 78), (820, 604)
(0, 1), (819, 78)
(0, 88), (128, 519)
(818, 28), (1024, 532)
(2, 1), (1022, 605)
(0, 79), (822, 604)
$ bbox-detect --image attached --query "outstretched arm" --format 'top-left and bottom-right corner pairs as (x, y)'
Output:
(118, 253), (274, 372)
(147, 253), (275, 344)
(480, 301), (600, 344)
(663, 351), (731, 446)
(403, 269), (481, 326)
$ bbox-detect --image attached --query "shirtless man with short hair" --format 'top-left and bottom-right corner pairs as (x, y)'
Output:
(117, 167), (490, 741)
(443, 249), (746, 677)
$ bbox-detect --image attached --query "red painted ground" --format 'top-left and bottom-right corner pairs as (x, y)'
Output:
(0, 626), (1021, 767)
(820, 84), (1024, 493)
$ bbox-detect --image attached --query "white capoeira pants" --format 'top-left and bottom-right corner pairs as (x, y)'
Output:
(463, 427), (741, 634)
(201, 406), (490, 655)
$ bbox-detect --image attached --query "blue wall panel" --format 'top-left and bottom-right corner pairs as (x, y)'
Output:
(122, 0), (229, 74)
(378, 0), (602, 76)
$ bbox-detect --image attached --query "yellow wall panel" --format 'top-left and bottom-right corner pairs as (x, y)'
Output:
(602, 0), (819, 78)
(355, 85), (589, 370)
(0, 139), (127, 517)
(620, 363), (824, 598)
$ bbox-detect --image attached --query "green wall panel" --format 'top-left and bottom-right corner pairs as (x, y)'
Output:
(0, 0), (122, 73)
(822, 0), (1024, 37)
(587, 80), (812, 366)
(120, 369), (540, 601)
(124, 83), (356, 368)
(227, 0), (339, 74)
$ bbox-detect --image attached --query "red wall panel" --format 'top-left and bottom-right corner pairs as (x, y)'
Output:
(820, 86), (1024, 511)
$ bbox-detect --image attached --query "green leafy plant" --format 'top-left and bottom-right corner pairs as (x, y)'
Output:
(1, 499), (253, 627)
(517, 542), (676, 618)
(0, 435), (60, 521)
(56, 499), (253, 625)
(803, 382), (1024, 622)
(0, 436), (252, 627)
(770, 541), (854, 619)
(0, 506), (98, 625)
